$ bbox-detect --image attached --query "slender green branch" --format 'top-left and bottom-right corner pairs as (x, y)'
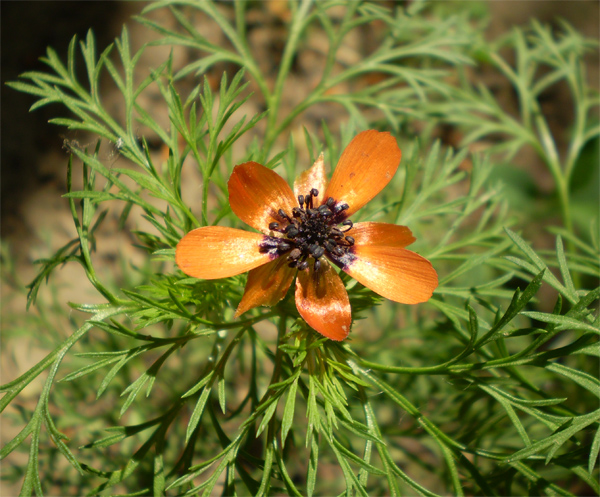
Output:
(264, 0), (313, 152)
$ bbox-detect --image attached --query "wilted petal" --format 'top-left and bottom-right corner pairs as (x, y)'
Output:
(228, 161), (297, 233)
(323, 130), (401, 218)
(176, 226), (273, 280)
(235, 257), (296, 317)
(295, 260), (351, 341)
(293, 152), (329, 205)
(341, 244), (438, 304)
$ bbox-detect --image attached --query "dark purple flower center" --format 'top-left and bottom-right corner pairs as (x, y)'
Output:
(267, 189), (354, 271)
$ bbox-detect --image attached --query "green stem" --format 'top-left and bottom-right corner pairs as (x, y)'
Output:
(557, 176), (573, 235)
(196, 311), (278, 330)
(0, 306), (126, 408)
(201, 0), (270, 110)
(201, 175), (210, 227)
(264, 0), (313, 153)
(532, 108), (573, 233)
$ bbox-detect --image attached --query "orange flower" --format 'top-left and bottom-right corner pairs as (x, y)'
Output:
(176, 130), (438, 341)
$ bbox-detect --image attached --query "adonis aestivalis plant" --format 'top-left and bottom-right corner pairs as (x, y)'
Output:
(8, 5), (598, 492)
(176, 130), (438, 340)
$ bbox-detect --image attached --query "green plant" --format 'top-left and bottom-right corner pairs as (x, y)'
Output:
(2, 1), (598, 496)
(420, 18), (599, 237)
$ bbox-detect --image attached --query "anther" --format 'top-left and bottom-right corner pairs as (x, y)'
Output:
(288, 248), (302, 260)
(278, 209), (291, 221)
(269, 222), (279, 230)
(297, 260), (309, 271)
(318, 205), (332, 215)
(345, 236), (355, 246)
(330, 228), (344, 238)
(335, 203), (349, 214)
(310, 188), (319, 197)
(314, 259), (321, 272)
(326, 197), (335, 207)
(298, 195), (304, 207)
(342, 219), (353, 227)
(286, 226), (299, 237)
(312, 246), (325, 258)
(278, 242), (292, 251)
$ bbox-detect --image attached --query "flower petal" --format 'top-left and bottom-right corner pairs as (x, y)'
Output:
(293, 152), (329, 205)
(341, 244), (438, 304)
(176, 226), (273, 279)
(234, 257), (296, 317)
(349, 222), (416, 247)
(324, 130), (401, 217)
(295, 260), (351, 341)
(228, 161), (297, 233)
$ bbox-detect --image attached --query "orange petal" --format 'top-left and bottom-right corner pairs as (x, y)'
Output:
(349, 222), (416, 248)
(341, 244), (438, 304)
(293, 153), (329, 206)
(176, 226), (274, 279)
(295, 260), (351, 341)
(234, 257), (296, 317)
(323, 130), (401, 217)
(228, 161), (297, 233)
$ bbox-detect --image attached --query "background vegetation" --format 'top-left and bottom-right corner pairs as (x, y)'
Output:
(2, 1), (599, 495)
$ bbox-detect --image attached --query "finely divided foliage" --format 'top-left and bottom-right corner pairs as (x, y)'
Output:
(2, 1), (599, 496)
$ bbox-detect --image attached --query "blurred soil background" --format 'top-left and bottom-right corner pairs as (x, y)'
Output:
(1, 1), (598, 494)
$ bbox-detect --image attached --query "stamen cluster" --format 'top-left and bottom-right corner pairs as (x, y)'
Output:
(269, 189), (354, 271)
